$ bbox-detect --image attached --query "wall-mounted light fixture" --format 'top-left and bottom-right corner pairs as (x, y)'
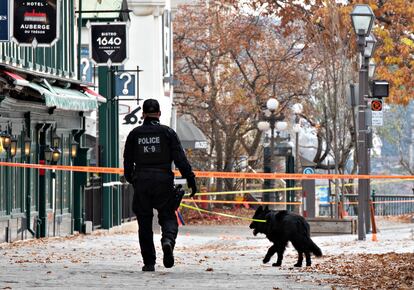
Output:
(2, 133), (11, 150)
(0, 126), (5, 145)
(71, 141), (78, 159)
(44, 145), (62, 163)
(24, 136), (31, 157)
(10, 137), (18, 157)
(44, 146), (53, 162)
(52, 131), (61, 148)
(52, 148), (61, 163)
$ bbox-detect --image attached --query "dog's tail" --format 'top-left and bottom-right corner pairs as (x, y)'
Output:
(307, 238), (322, 257)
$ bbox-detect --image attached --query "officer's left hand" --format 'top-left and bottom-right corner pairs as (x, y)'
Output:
(190, 184), (197, 198)
(187, 177), (198, 198)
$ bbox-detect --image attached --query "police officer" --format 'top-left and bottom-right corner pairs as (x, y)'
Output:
(123, 99), (197, 272)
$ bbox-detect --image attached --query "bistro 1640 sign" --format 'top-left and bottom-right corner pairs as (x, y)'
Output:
(12, 0), (60, 46)
(89, 22), (129, 66)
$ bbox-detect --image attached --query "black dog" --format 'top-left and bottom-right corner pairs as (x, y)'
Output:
(250, 206), (322, 267)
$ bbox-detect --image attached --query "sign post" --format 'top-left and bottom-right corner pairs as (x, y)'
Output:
(301, 159), (316, 218)
(0, 0), (10, 42)
(11, 0), (60, 46)
(371, 99), (383, 127)
(89, 22), (129, 66)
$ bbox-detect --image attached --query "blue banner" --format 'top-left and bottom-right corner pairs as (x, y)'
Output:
(115, 72), (136, 97)
(80, 46), (93, 83)
(0, 0), (9, 42)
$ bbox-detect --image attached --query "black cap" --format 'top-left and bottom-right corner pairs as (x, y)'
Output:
(143, 99), (160, 113)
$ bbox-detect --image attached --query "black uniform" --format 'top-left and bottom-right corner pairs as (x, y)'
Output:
(123, 116), (195, 268)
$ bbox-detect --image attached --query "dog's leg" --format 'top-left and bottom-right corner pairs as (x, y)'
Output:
(294, 252), (303, 267)
(263, 244), (277, 264)
(272, 243), (286, 267)
(305, 252), (311, 266)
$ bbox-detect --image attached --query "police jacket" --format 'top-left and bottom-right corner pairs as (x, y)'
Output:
(123, 117), (195, 183)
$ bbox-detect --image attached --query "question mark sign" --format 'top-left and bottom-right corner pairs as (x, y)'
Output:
(81, 58), (90, 81)
(120, 73), (132, 95)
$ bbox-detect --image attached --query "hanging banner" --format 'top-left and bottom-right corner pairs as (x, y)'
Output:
(115, 72), (136, 96)
(0, 0), (10, 42)
(89, 22), (129, 66)
(12, 0), (60, 47)
(80, 46), (93, 83)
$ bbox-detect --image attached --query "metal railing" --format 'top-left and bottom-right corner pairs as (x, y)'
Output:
(84, 176), (103, 228)
(121, 183), (135, 223)
(83, 178), (135, 229)
(336, 194), (414, 216)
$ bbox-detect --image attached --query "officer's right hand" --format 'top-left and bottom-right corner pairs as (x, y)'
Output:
(187, 177), (198, 198)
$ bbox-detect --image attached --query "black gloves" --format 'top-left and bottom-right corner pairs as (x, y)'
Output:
(186, 177), (198, 198)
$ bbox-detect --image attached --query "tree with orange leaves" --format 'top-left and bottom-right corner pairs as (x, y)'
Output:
(174, 1), (309, 192)
(235, 0), (413, 103)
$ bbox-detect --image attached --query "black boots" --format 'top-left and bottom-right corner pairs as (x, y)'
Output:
(162, 240), (174, 268)
(142, 265), (155, 272)
(142, 240), (174, 271)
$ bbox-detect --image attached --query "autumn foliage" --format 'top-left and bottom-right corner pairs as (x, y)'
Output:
(232, 0), (414, 104)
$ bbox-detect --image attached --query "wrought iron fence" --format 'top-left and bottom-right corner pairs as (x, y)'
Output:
(121, 183), (135, 223)
(84, 178), (135, 229)
(84, 176), (103, 228)
(341, 194), (414, 216)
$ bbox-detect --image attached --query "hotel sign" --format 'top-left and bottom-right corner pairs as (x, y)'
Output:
(0, 0), (10, 42)
(12, 0), (60, 46)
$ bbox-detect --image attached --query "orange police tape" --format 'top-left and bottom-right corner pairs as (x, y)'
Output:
(182, 199), (302, 205)
(182, 199), (414, 205)
(2, 161), (414, 180)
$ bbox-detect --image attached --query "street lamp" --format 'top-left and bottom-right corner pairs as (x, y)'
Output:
(258, 98), (285, 206)
(350, 3), (376, 241)
(291, 103), (303, 212)
(292, 103), (303, 165)
(266, 98), (279, 111)
(368, 59), (376, 78)
(350, 4), (375, 37)
(258, 121), (270, 132)
(364, 33), (377, 58)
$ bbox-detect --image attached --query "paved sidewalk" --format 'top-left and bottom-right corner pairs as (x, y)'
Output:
(1, 222), (413, 289)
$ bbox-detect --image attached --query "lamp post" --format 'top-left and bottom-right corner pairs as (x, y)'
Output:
(350, 4), (376, 241)
(258, 98), (283, 206)
(292, 103), (303, 212)
(258, 98), (293, 209)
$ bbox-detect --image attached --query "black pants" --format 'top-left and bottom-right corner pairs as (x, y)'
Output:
(132, 171), (178, 266)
